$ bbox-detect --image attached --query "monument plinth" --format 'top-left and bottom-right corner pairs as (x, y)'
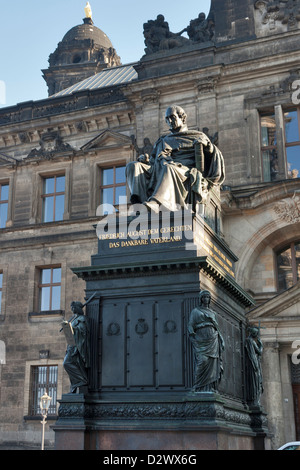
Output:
(53, 105), (269, 450)
(53, 209), (268, 450)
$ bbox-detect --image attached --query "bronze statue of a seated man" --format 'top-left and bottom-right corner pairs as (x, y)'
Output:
(126, 105), (225, 212)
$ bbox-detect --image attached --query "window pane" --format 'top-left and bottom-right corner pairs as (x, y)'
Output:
(44, 177), (55, 195)
(56, 176), (65, 193)
(261, 115), (277, 147)
(31, 365), (58, 416)
(285, 110), (299, 144)
(51, 285), (61, 310)
(102, 168), (114, 186)
(0, 184), (9, 201)
(54, 194), (64, 221)
(277, 247), (293, 292)
(43, 196), (54, 222)
(262, 149), (278, 182)
(115, 166), (126, 184)
(286, 146), (300, 179)
(102, 187), (114, 205)
(40, 286), (50, 311)
(0, 291), (2, 314)
(52, 267), (61, 284)
(115, 185), (127, 205)
(41, 269), (51, 284)
(0, 203), (8, 228)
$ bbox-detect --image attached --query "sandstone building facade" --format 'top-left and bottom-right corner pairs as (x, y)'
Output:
(0, 0), (300, 449)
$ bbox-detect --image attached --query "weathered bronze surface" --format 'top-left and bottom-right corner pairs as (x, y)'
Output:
(62, 301), (90, 393)
(188, 290), (225, 392)
(126, 106), (225, 212)
(245, 326), (264, 405)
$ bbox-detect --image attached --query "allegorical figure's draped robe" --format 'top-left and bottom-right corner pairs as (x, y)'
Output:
(188, 306), (224, 392)
(63, 315), (90, 392)
(245, 334), (264, 404)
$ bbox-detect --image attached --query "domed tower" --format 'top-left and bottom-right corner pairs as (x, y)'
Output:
(42, 3), (121, 96)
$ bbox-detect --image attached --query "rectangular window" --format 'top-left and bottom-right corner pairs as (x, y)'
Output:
(260, 113), (278, 182)
(29, 365), (58, 416)
(277, 242), (300, 292)
(0, 183), (9, 228)
(277, 246), (294, 292)
(0, 272), (2, 314)
(42, 175), (65, 222)
(100, 165), (126, 211)
(284, 108), (300, 179)
(39, 267), (61, 311)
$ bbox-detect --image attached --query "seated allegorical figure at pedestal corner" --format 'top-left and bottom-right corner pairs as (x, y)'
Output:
(126, 105), (225, 213)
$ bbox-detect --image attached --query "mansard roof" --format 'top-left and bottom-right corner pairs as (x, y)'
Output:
(50, 64), (138, 99)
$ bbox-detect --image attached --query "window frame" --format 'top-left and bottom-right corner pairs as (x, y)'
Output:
(28, 364), (58, 417)
(0, 181), (9, 229)
(284, 107), (300, 179)
(260, 111), (279, 182)
(276, 241), (300, 292)
(260, 106), (300, 182)
(99, 164), (127, 208)
(38, 266), (62, 312)
(41, 173), (66, 223)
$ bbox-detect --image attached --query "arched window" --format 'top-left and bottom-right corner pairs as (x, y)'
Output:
(72, 54), (81, 64)
(277, 241), (300, 292)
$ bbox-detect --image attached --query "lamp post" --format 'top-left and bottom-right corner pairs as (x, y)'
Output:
(40, 392), (52, 450)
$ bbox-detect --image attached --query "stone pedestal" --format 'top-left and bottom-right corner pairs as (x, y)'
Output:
(53, 209), (269, 450)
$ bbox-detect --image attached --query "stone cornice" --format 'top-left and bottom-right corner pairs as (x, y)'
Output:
(72, 255), (254, 307)
(0, 83), (129, 129)
(247, 281), (300, 320)
(221, 179), (300, 213)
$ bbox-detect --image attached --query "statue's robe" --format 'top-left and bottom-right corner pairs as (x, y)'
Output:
(126, 130), (225, 211)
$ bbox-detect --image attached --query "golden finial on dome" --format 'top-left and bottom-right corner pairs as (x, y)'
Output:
(84, 2), (92, 19)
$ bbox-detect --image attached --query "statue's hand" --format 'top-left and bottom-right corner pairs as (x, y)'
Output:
(194, 136), (214, 154)
(205, 141), (214, 154)
(138, 153), (150, 163)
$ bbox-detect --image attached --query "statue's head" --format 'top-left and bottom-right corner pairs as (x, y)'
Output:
(165, 106), (188, 133)
(248, 326), (259, 338)
(199, 290), (211, 306)
(157, 14), (165, 23)
(70, 301), (84, 315)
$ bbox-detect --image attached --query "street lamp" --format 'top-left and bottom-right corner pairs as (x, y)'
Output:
(40, 392), (52, 450)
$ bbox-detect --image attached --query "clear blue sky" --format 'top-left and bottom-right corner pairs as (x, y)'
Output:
(0, 0), (212, 108)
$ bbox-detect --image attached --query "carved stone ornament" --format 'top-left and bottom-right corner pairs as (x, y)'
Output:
(27, 131), (74, 160)
(57, 398), (268, 431)
(273, 192), (300, 223)
(255, 0), (300, 30)
(143, 12), (215, 55)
